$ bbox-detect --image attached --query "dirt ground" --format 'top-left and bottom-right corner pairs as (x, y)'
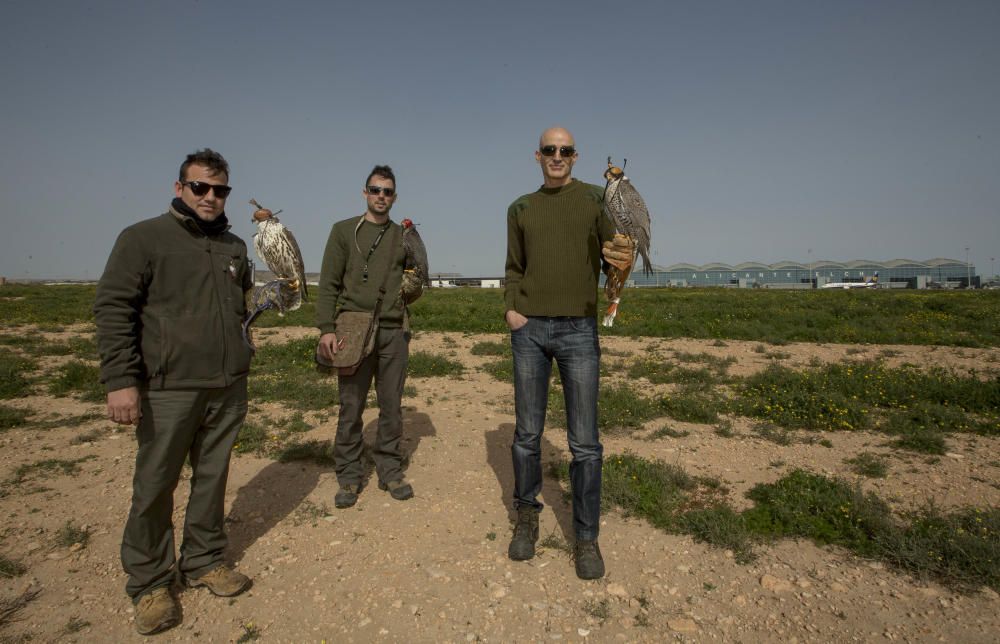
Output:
(1, 326), (999, 642)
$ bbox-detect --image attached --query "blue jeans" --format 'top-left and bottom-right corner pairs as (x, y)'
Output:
(511, 316), (603, 540)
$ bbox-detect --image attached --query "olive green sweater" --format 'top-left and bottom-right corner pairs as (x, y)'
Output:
(505, 179), (615, 317)
(316, 216), (405, 334)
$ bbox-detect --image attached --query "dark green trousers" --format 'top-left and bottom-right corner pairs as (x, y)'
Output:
(122, 379), (247, 600)
(334, 327), (409, 486)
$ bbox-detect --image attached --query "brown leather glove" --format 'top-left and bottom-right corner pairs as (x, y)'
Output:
(602, 234), (635, 272)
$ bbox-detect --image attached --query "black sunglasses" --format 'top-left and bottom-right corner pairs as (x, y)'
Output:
(539, 145), (576, 157)
(182, 181), (232, 199)
(366, 186), (396, 197)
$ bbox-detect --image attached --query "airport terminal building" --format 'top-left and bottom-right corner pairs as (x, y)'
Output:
(621, 258), (978, 289)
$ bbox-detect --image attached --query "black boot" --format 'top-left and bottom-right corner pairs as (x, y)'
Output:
(574, 539), (605, 579)
(508, 507), (539, 561)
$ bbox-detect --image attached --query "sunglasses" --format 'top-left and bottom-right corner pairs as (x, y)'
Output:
(182, 181), (233, 199)
(366, 186), (396, 197)
(539, 145), (576, 157)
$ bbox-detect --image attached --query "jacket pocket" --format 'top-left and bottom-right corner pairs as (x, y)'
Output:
(159, 314), (225, 383)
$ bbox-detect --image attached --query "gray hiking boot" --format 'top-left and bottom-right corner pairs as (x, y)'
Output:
(378, 478), (414, 501)
(335, 484), (360, 508)
(508, 507), (539, 561)
(574, 539), (605, 580)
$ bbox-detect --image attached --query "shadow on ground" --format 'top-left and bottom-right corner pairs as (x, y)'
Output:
(225, 409), (436, 561)
(485, 422), (574, 542)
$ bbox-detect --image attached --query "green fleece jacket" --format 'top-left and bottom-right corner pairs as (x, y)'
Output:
(316, 216), (406, 334)
(505, 179), (616, 317)
(93, 207), (253, 392)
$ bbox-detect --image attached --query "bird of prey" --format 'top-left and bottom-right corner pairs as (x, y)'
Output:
(241, 278), (299, 350)
(250, 198), (308, 310)
(602, 157), (652, 327)
(400, 218), (429, 305)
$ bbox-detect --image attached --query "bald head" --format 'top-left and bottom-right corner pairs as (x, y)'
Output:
(538, 126), (575, 149)
(535, 127), (578, 188)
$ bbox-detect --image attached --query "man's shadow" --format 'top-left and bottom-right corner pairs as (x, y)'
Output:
(226, 409), (435, 562)
(485, 423), (574, 541)
(358, 409), (436, 487)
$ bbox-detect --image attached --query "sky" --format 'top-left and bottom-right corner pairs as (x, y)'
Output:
(1, 0), (998, 281)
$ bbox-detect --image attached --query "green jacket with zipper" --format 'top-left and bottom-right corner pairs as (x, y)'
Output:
(94, 206), (253, 392)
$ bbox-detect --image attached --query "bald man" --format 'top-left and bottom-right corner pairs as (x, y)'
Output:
(503, 127), (623, 579)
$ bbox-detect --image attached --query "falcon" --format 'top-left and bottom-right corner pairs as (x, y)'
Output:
(400, 218), (429, 305)
(602, 157), (652, 327)
(241, 278), (299, 350)
(250, 198), (308, 310)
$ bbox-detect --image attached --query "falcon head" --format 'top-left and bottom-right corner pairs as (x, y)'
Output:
(604, 157), (626, 182)
(401, 218), (414, 229)
(249, 198), (276, 223)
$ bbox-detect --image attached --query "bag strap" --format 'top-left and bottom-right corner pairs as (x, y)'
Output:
(369, 222), (399, 321)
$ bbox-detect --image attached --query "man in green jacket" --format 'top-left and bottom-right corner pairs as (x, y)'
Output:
(316, 165), (414, 509)
(94, 149), (253, 635)
(504, 127), (633, 580)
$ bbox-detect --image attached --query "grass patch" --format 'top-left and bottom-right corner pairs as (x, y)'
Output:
(538, 532), (573, 554)
(54, 521), (90, 548)
(69, 428), (105, 445)
(6, 285), (1000, 346)
(0, 587), (41, 630)
(470, 340), (508, 356)
(0, 554), (27, 578)
(408, 351), (464, 378)
(659, 390), (723, 424)
(547, 382), (677, 433)
(0, 404), (31, 430)
(0, 349), (35, 399)
(713, 419), (735, 437)
(752, 422), (796, 446)
(844, 452), (890, 478)
(249, 338), (338, 410)
(481, 357), (513, 383)
(627, 358), (721, 386)
(9, 456), (93, 484)
(645, 425), (690, 440)
(275, 440), (336, 467)
(48, 360), (104, 402)
(745, 470), (1000, 591)
(735, 361), (1000, 439)
(233, 421), (274, 456)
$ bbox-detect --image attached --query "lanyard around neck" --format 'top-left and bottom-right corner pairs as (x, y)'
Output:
(354, 218), (391, 283)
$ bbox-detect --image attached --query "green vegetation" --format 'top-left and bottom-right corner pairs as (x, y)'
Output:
(276, 440), (336, 467)
(248, 338), (338, 410)
(0, 554), (27, 578)
(48, 360), (104, 402)
(844, 452), (890, 478)
(645, 425), (690, 440)
(734, 361), (1000, 450)
(0, 404), (31, 430)
(481, 357), (513, 383)
(550, 454), (1000, 589)
(0, 349), (35, 399)
(408, 351), (464, 378)
(659, 389), (723, 424)
(5, 284), (1000, 345)
(0, 284), (97, 327)
(470, 340), (508, 356)
(54, 522), (90, 548)
(9, 456), (93, 485)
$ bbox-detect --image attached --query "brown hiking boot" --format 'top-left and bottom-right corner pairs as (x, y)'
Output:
(378, 478), (414, 501)
(185, 565), (251, 597)
(508, 507), (539, 561)
(134, 587), (180, 635)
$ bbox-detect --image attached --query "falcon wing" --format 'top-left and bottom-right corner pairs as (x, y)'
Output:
(619, 180), (652, 276)
(403, 225), (430, 286)
(255, 219), (308, 305)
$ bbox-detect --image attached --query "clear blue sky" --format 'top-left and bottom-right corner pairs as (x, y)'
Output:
(2, 0), (997, 280)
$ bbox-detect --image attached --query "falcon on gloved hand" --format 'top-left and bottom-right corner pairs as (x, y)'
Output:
(250, 198), (308, 310)
(602, 157), (652, 327)
(400, 218), (429, 305)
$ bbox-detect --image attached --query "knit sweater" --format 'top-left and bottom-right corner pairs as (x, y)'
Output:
(316, 216), (406, 334)
(505, 179), (616, 317)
